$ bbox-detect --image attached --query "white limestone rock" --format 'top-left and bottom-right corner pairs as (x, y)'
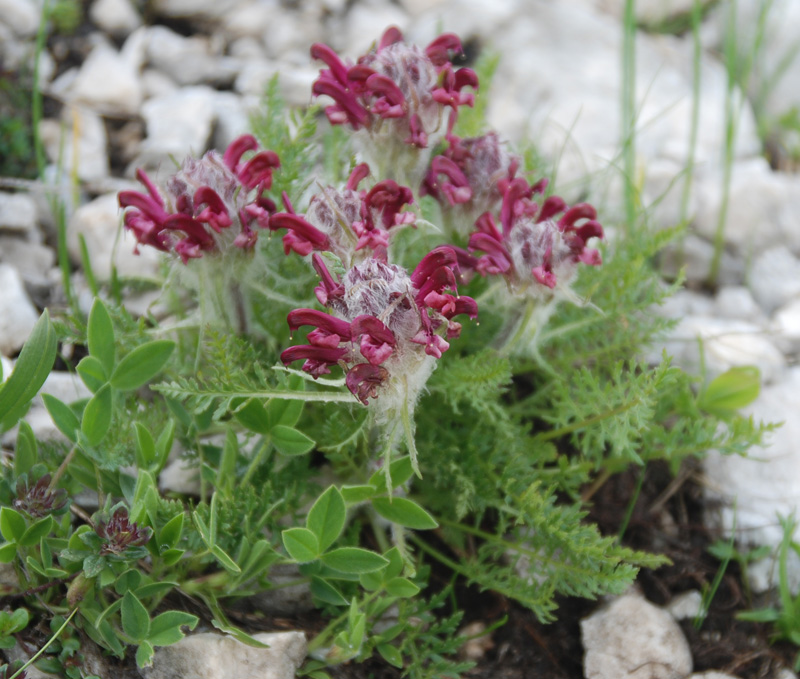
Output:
(0, 0), (41, 37)
(68, 192), (162, 281)
(704, 0), (800, 128)
(1, 355), (12, 380)
(0, 192), (37, 233)
(693, 160), (800, 259)
(0, 264), (39, 356)
(328, 1), (410, 56)
(660, 315), (785, 385)
(248, 563), (315, 616)
(657, 233), (744, 287)
(20, 371), (93, 443)
(234, 60), (317, 107)
(152, 0), (242, 20)
(210, 91), (251, 151)
(144, 25), (238, 87)
(398, 0), (449, 19)
(261, 8), (324, 61)
(38, 106), (110, 183)
(89, 0), (142, 36)
(137, 86), (216, 168)
(159, 458), (201, 496)
(749, 246), (800, 315)
(222, 0), (279, 40)
(704, 367), (800, 593)
(714, 286), (765, 324)
(141, 68), (178, 99)
(772, 297), (800, 355)
(69, 41), (143, 115)
(581, 593), (692, 679)
(229, 36), (266, 60)
(665, 590), (703, 621)
(0, 236), (56, 289)
(141, 631), (307, 679)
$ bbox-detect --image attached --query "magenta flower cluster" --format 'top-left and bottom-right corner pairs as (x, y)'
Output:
(118, 135), (280, 263)
(269, 163), (415, 266)
(311, 27), (478, 149)
(280, 248), (477, 405)
(116, 27), (605, 409)
(463, 176), (603, 297)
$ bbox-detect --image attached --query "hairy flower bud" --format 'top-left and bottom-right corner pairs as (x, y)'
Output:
(423, 132), (520, 235)
(311, 28), (478, 185)
(269, 164), (415, 266)
(118, 135), (280, 263)
(281, 249), (477, 417)
(13, 474), (68, 518)
(467, 177), (603, 300)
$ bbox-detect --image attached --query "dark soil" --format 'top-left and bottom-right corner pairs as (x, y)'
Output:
(317, 460), (795, 679)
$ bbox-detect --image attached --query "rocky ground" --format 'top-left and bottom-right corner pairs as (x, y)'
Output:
(3, 0), (800, 677)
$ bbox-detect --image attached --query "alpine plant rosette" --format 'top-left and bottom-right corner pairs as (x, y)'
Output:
(311, 27), (478, 186)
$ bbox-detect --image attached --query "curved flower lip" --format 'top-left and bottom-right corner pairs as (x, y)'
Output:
(346, 163), (371, 191)
(351, 315), (396, 348)
(287, 309), (352, 340)
(310, 42), (351, 86)
(194, 186), (232, 232)
(410, 246), (458, 288)
(223, 134), (259, 170)
(425, 33), (464, 66)
(429, 156), (472, 206)
(312, 254), (345, 305)
(270, 213), (331, 255)
(237, 151), (281, 190)
(280, 344), (349, 367)
(345, 363), (389, 405)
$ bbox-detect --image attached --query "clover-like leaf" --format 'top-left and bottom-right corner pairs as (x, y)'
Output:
(88, 298), (116, 375)
(272, 425), (315, 456)
(307, 486), (346, 552)
(320, 547), (389, 574)
(372, 497), (438, 530)
(111, 341), (175, 391)
(282, 527), (320, 563)
(121, 591), (150, 641)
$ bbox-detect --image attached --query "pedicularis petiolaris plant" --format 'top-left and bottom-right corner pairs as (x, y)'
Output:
(1, 28), (770, 679)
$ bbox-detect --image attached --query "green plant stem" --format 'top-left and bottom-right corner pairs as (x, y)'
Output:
(32, 0), (50, 177)
(621, 0), (638, 237)
(307, 589), (383, 654)
(10, 608), (77, 679)
(240, 435), (272, 487)
(677, 0), (703, 258)
(48, 446), (77, 490)
(500, 298), (536, 356)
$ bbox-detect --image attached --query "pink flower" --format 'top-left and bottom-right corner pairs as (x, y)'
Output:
(281, 248), (477, 405)
(310, 28), (478, 184)
(118, 135), (280, 263)
(423, 132), (520, 229)
(268, 164), (415, 266)
(466, 177), (603, 298)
